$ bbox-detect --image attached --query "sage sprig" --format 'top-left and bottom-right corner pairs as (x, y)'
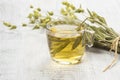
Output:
(72, 36), (82, 50)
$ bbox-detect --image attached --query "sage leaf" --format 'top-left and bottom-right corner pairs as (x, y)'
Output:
(87, 9), (93, 17)
(92, 11), (107, 24)
(51, 40), (70, 55)
(10, 25), (17, 30)
(72, 36), (82, 50)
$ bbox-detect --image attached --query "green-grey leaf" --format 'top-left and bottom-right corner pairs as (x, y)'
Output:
(33, 25), (40, 30)
(82, 34), (86, 47)
(92, 12), (107, 24)
(87, 9), (93, 17)
(10, 25), (17, 30)
(30, 5), (34, 8)
(22, 23), (27, 27)
(72, 36), (82, 50)
(51, 40), (70, 55)
(3, 22), (11, 27)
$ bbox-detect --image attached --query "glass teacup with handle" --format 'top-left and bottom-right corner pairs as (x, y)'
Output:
(46, 23), (94, 64)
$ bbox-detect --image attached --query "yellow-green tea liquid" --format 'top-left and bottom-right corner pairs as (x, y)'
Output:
(47, 34), (85, 64)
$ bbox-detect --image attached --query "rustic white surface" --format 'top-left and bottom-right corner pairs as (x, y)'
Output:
(0, 0), (120, 80)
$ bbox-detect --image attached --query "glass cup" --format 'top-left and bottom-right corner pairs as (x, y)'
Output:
(46, 23), (94, 64)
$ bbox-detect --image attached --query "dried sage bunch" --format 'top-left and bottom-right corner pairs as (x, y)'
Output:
(2, 1), (120, 71)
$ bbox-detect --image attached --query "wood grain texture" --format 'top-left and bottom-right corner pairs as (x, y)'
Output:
(0, 0), (120, 80)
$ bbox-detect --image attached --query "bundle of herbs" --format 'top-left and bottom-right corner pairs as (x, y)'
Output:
(2, 1), (120, 71)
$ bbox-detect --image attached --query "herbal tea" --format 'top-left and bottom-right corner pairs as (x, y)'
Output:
(47, 25), (85, 64)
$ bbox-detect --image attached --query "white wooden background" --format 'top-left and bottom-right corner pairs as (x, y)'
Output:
(0, 0), (120, 80)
